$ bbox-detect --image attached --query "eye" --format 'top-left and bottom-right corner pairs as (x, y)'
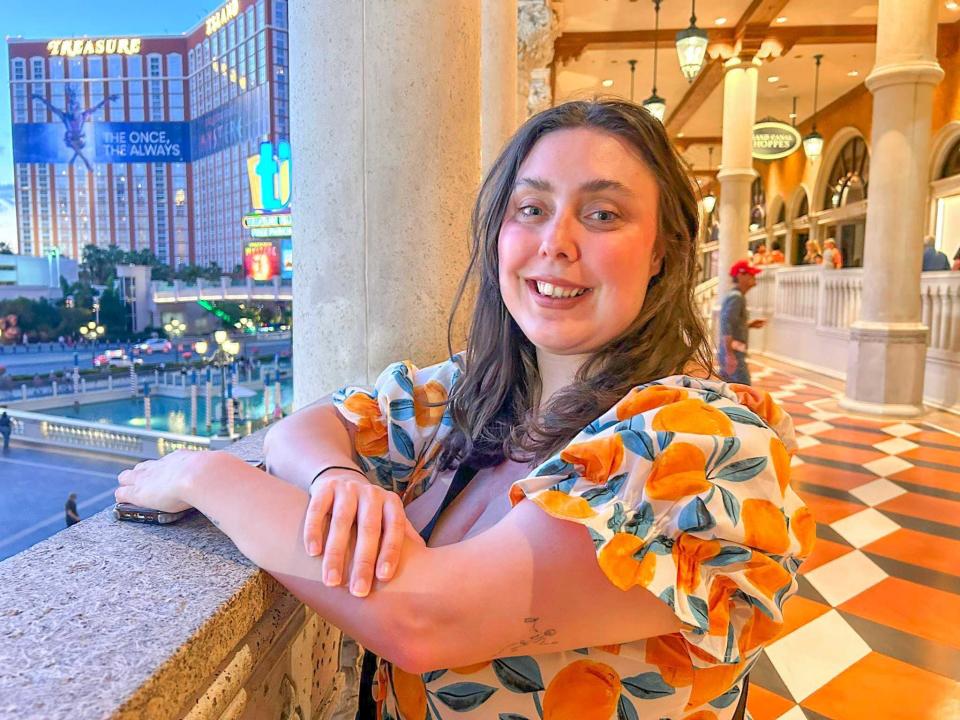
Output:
(587, 209), (619, 223)
(518, 205), (545, 218)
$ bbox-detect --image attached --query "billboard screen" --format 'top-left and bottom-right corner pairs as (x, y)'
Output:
(244, 241), (279, 281)
(12, 121), (190, 164)
(280, 238), (292, 280)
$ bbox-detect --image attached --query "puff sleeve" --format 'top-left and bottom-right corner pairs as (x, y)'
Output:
(332, 357), (460, 496)
(509, 376), (816, 671)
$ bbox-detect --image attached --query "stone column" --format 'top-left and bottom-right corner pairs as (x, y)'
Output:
(717, 58), (760, 300)
(842, 0), (943, 416)
(289, 1), (481, 409)
(482, 0), (519, 172)
(517, 0), (559, 123)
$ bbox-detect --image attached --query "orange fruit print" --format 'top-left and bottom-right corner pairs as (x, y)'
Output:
(542, 659), (622, 720)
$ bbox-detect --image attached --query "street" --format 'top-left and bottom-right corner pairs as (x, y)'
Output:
(0, 338), (291, 377)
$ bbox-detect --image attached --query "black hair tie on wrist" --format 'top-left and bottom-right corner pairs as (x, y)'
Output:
(310, 465), (367, 487)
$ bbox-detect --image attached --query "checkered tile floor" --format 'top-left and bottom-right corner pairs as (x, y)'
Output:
(744, 361), (960, 720)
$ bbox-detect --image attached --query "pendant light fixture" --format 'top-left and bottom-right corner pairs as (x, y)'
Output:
(703, 147), (717, 214)
(628, 59), (637, 102)
(803, 54), (825, 160)
(643, 0), (666, 122)
(790, 96), (798, 126)
(676, 0), (709, 82)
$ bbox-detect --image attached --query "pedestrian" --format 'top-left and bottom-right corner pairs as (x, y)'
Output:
(802, 239), (823, 265)
(65, 493), (81, 527)
(953, 246), (960, 271)
(921, 235), (950, 271)
(718, 259), (767, 385)
(0, 410), (11, 453)
(822, 238), (842, 269)
(768, 240), (785, 264)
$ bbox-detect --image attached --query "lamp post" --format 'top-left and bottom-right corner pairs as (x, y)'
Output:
(164, 318), (187, 362)
(78, 320), (105, 351)
(194, 331), (241, 438)
(803, 55), (825, 161)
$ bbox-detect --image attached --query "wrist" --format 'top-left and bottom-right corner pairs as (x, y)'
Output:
(182, 450), (232, 506)
(310, 464), (368, 489)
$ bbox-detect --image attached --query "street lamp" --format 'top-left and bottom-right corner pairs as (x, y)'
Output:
(79, 320), (105, 349)
(194, 332), (240, 437)
(164, 318), (186, 339)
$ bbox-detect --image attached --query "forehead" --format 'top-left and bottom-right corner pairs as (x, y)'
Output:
(517, 127), (656, 189)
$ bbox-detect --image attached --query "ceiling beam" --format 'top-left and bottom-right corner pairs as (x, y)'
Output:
(673, 136), (723, 150)
(554, 25), (881, 65)
(664, 58), (723, 136)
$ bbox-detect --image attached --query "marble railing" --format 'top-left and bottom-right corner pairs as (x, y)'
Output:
(0, 430), (349, 720)
(3, 407), (211, 460)
(921, 271), (960, 353)
(152, 277), (292, 304)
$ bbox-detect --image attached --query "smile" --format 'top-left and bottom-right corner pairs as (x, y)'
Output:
(525, 279), (593, 306)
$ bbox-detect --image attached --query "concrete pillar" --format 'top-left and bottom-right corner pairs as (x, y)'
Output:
(289, 1), (481, 408)
(717, 58), (760, 299)
(481, 0), (518, 172)
(842, 0), (943, 416)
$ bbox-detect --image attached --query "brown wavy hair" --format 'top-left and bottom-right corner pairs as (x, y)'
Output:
(437, 99), (712, 470)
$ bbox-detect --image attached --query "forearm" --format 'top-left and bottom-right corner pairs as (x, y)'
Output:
(262, 400), (363, 491)
(184, 453), (427, 664)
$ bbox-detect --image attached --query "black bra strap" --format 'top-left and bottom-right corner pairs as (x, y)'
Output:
(418, 463), (479, 543)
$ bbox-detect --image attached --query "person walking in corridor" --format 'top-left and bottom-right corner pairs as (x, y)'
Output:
(719, 260), (767, 385)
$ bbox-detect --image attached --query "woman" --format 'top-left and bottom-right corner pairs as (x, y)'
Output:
(802, 239), (823, 265)
(116, 101), (813, 720)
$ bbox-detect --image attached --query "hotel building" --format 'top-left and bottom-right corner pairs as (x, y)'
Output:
(6, 0), (290, 269)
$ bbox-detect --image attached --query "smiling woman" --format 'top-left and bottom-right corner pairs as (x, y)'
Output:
(118, 100), (812, 720)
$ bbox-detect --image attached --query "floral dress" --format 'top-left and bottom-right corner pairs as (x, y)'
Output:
(334, 358), (815, 720)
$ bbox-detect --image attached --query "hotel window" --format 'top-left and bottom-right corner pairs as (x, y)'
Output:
(257, 1), (265, 30)
(168, 54), (185, 121)
(274, 0), (288, 28)
(88, 57), (106, 121)
(107, 55), (124, 120)
(128, 55), (144, 122)
(49, 57), (65, 118)
(12, 60), (27, 122)
(148, 54), (164, 121)
(30, 57), (46, 121)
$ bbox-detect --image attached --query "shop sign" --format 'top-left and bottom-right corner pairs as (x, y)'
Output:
(752, 121), (801, 160)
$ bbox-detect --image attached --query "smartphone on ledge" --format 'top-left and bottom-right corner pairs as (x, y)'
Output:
(114, 504), (195, 525)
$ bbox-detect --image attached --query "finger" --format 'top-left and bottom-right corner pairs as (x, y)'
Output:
(377, 494), (406, 581)
(115, 486), (131, 504)
(118, 470), (134, 486)
(321, 491), (358, 588)
(349, 492), (384, 597)
(303, 485), (334, 556)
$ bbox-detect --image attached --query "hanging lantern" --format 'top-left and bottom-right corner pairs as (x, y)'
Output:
(703, 192), (717, 214)
(644, 0), (667, 122)
(803, 55), (824, 160)
(676, 1), (708, 82)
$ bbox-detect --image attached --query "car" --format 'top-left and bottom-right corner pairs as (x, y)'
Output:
(93, 350), (144, 368)
(137, 338), (172, 354)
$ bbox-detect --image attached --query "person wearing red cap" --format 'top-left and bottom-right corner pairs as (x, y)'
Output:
(718, 260), (766, 384)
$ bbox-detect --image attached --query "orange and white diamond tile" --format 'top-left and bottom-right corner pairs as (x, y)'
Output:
(740, 358), (960, 720)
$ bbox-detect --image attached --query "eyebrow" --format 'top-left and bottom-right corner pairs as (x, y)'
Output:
(514, 176), (634, 195)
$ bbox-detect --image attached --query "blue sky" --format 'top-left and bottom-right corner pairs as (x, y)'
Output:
(1, 0), (221, 187)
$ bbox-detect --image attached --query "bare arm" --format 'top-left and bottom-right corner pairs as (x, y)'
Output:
(261, 397), (360, 491)
(118, 451), (681, 673)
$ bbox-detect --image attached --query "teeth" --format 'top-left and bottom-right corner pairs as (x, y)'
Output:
(536, 281), (587, 298)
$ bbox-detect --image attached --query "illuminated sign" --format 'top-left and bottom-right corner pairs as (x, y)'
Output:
(242, 213), (292, 230)
(46, 38), (142, 57)
(281, 238), (292, 280)
(206, 0), (240, 36)
(247, 140), (292, 212)
(752, 121), (802, 160)
(244, 241), (280, 281)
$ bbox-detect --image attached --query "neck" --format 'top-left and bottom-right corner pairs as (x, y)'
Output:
(535, 348), (592, 409)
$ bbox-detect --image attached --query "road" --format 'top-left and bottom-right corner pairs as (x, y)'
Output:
(0, 441), (136, 561)
(0, 338), (291, 377)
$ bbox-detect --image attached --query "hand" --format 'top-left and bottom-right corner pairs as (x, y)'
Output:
(749, 318), (767, 329)
(305, 470), (421, 597)
(724, 353), (738, 378)
(115, 449), (211, 512)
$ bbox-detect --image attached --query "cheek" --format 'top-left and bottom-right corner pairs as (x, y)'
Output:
(590, 240), (654, 307)
(497, 226), (531, 286)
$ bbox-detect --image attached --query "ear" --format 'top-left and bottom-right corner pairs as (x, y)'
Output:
(650, 240), (665, 276)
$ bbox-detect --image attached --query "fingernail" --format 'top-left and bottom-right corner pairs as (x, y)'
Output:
(307, 541), (320, 556)
(351, 579), (370, 597)
(377, 562), (392, 579)
(324, 568), (341, 587)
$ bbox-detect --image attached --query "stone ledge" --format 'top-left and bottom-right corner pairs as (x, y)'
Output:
(0, 430), (343, 720)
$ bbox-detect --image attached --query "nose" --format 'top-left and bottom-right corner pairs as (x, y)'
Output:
(538, 209), (581, 262)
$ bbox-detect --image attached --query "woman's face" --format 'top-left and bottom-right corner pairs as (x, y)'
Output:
(498, 128), (663, 356)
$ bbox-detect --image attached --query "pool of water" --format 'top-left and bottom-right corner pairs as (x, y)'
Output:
(42, 379), (294, 437)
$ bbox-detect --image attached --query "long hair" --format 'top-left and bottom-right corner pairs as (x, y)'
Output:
(438, 100), (712, 470)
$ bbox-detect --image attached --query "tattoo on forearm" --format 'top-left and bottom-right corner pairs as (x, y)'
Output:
(497, 616), (558, 655)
